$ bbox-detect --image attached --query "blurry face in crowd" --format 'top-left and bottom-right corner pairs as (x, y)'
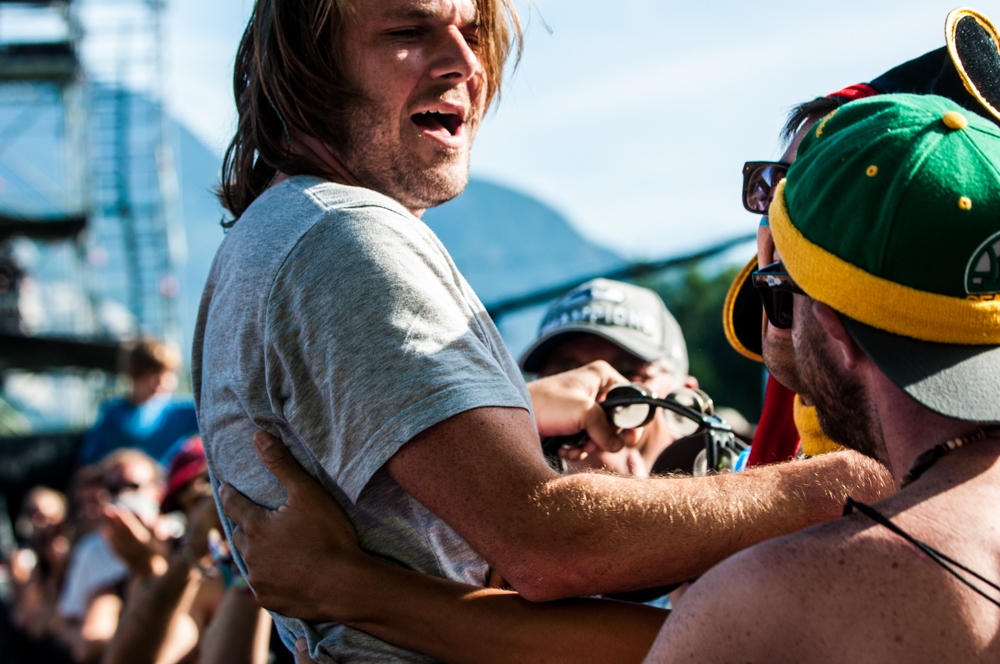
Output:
(758, 117), (819, 394)
(130, 369), (178, 405)
(17, 489), (66, 548)
(175, 471), (213, 518)
(72, 478), (110, 535)
(540, 335), (687, 466)
(337, 0), (486, 213)
(105, 457), (162, 526)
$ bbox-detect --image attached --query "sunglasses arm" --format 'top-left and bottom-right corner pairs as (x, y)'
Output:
(600, 396), (734, 434)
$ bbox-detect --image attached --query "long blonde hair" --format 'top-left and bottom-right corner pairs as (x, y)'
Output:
(218, 0), (522, 222)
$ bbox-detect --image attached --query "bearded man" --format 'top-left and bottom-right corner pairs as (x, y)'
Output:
(195, 0), (895, 660)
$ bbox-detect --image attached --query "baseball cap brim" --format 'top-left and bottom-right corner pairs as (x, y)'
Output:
(842, 316), (1000, 422)
(519, 324), (667, 373)
(722, 256), (764, 363)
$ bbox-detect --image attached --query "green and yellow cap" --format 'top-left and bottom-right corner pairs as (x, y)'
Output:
(722, 6), (1000, 364)
(771, 93), (1000, 421)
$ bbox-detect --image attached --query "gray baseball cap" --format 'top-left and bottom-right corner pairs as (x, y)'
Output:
(842, 316), (1000, 422)
(519, 278), (688, 375)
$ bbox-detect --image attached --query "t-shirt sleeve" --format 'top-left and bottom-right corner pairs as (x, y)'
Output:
(264, 204), (530, 502)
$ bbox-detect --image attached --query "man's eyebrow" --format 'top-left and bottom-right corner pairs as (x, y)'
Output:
(377, 5), (479, 26)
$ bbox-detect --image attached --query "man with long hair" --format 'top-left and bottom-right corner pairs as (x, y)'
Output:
(195, 0), (892, 660)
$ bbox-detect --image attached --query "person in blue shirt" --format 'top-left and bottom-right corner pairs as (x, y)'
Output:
(79, 338), (199, 466)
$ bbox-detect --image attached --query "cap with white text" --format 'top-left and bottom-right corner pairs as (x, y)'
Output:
(519, 278), (688, 376)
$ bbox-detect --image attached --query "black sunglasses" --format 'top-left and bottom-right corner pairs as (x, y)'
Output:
(742, 161), (789, 214)
(751, 261), (804, 329)
(106, 481), (141, 497)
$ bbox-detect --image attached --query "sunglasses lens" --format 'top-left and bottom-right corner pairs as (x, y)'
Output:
(752, 259), (809, 331)
(745, 165), (786, 213)
(774, 290), (795, 328)
(760, 289), (796, 329)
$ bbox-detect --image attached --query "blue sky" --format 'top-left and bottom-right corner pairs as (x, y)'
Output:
(163, 0), (981, 258)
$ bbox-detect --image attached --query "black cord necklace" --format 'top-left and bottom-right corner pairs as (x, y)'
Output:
(845, 426), (1000, 610)
(901, 426), (1000, 487)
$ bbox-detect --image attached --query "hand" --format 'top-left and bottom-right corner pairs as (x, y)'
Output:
(10, 548), (36, 584)
(295, 638), (315, 663)
(527, 360), (642, 454)
(218, 431), (366, 621)
(183, 496), (222, 560)
(103, 504), (166, 576)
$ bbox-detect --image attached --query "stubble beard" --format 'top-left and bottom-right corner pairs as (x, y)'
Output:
(797, 309), (889, 466)
(338, 97), (472, 211)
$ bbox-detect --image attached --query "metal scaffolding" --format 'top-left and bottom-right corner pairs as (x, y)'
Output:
(0, 0), (184, 437)
(81, 0), (185, 347)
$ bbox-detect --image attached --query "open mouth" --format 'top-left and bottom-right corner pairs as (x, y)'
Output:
(411, 110), (463, 137)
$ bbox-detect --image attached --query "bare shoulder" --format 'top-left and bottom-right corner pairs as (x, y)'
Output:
(643, 510), (999, 663)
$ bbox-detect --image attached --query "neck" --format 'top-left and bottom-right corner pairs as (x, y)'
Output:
(276, 135), (426, 218)
(869, 369), (985, 484)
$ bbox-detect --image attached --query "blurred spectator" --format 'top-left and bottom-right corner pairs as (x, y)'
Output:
(10, 487), (71, 641)
(78, 338), (198, 466)
(102, 436), (273, 664)
(66, 465), (109, 541)
(56, 449), (162, 663)
(520, 279), (700, 477)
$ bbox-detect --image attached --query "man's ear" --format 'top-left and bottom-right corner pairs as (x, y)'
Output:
(811, 301), (864, 371)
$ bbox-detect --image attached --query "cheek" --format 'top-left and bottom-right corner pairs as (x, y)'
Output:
(790, 297), (812, 346)
(646, 376), (678, 399)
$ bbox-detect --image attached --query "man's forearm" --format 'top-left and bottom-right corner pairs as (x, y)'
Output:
(388, 407), (895, 602)
(328, 556), (666, 664)
(102, 551), (201, 664)
(200, 586), (271, 664)
(501, 450), (893, 600)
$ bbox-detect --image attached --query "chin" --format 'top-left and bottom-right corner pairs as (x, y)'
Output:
(397, 156), (470, 210)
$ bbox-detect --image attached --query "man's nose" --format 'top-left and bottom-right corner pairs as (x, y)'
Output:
(428, 26), (481, 83)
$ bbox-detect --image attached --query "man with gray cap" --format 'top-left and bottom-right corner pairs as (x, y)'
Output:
(520, 278), (696, 476)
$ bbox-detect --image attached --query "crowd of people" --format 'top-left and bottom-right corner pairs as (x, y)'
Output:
(4, 1), (1000, 662)
(1, 341), (288, 663)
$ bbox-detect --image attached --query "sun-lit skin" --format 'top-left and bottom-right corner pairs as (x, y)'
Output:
(758, 116), (820, 397)
(331, 0), (486, 216)
(539, 336), (696, 475)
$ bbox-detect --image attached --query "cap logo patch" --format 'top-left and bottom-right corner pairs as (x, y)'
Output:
(559, 286), (627, 309)
(965, 230), (1000, 297)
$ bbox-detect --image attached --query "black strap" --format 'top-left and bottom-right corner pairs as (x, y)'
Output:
(844, 497), (1000, 609)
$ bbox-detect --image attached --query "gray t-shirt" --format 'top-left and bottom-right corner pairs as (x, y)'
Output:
(192, 176), (533, 663)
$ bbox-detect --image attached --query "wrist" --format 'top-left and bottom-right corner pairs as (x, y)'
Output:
(790, 451), (868, 524)
(178, 544), (215, 579)
(322, 552), (383, 623)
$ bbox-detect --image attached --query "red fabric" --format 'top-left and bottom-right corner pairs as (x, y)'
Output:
(160, 435), (208, 512)
(747, 375), (800, 467)
(825, 83), (878, 101)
